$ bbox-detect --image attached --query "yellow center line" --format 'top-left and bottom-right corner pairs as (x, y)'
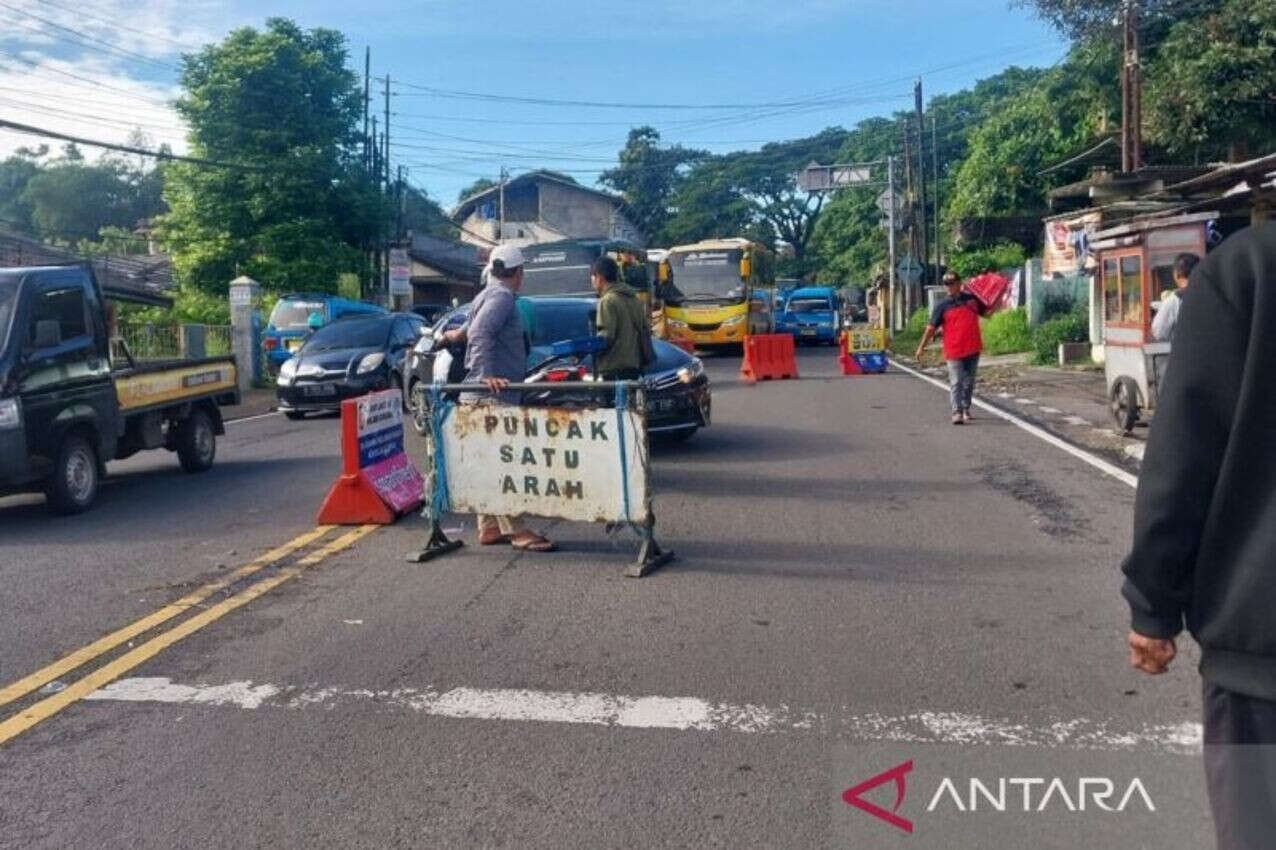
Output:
(0, 524), (379, 748)
(0, 525), (337, 708)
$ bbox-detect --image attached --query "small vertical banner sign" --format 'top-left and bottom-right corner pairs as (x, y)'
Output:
(317, 389), (424, 524)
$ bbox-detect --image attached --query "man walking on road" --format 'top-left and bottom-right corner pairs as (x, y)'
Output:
(1150, 252), (1199, 341)
(458, 244), (556, 553)
(591, 255), (652, 382)
(1121, 224), (1276, 850)
(915, 272), (986, 424)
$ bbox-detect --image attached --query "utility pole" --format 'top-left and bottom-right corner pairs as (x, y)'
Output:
(931, 113), (942, 269)
(901, 121), (915, 317)
(1120, 0), (1142, 173)
(498, 166), (508, 244)
(887, 156), (898, 332)
(383, 74), (392, 302)
(914, 79), (929, 289)
(362, 48), (370, 173)
(371, 117), (380, 302)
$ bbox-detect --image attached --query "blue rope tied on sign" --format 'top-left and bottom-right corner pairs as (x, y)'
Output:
(614, 382), (632, 523)
(428, 384), (453, 518)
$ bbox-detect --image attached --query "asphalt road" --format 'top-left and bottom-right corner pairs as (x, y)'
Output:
(0, 349), (1211, 849)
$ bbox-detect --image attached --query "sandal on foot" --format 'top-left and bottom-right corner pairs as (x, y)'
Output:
(510, 532), (557, 552)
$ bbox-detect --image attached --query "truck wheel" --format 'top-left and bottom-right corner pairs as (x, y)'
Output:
(176, 409), (217, 473)
(1110, 376), (1140, 434)
(284, 410), (306, 421)
(47, 434), (99, 514)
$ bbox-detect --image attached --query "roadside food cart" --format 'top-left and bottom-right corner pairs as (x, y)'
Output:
(1090, 212), (1215, 432)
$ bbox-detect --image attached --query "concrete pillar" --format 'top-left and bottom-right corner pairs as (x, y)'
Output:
(229, 275), (261, 393)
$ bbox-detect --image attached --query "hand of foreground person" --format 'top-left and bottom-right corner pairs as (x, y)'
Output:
(1129, 631), (1177, 674)
(483, 377), (510, 393)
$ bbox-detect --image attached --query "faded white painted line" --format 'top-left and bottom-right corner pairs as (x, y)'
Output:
(85, 676), (1200, 754)
(1014, 397), (1035, 405)
(1039, 406), (1062, 415)
(225, 411), (278, 425)
(1124, 444), (1146, 461)
(996, 392), (1013, 399)
(890, 359), (1138, 489)
(1064, 415), (1091, 427)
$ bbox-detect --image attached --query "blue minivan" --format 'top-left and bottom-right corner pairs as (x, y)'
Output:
(262, 293), (387, 374)
(776, 286), (839, 344)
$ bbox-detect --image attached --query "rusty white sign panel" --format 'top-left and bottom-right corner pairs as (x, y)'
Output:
(439, 401), (648, 524)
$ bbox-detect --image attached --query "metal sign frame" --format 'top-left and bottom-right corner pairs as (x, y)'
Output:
(410, 380), (674, 577)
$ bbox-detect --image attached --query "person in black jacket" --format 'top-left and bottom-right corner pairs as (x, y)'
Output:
(1120, 222), (1276, 850)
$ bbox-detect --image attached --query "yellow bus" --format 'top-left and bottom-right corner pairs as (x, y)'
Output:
(657, 238), (775, 348)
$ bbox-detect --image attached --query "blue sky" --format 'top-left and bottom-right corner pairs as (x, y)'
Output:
(0, 0), (1069, 206)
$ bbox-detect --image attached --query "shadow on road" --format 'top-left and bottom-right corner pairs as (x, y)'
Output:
(652, 422), (852, 465)
(0, 457), (326, 542)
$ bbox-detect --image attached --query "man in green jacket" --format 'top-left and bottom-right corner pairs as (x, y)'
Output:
(591, 255), (650, 381)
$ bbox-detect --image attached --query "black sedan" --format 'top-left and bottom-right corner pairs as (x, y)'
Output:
(275, 312), (427, 418)
(405, 297), (711, 441)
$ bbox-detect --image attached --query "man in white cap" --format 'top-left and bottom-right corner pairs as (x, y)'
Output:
(453, 244), (556, 552)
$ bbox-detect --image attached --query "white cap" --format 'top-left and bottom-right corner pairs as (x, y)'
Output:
(489, 243), (525, 272)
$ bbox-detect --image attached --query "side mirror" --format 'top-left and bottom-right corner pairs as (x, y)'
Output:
(31, 319), (61, 351)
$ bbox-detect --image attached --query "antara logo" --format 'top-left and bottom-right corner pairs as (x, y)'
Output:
(842, 761), (1156, 834)
(842, 760), (914, 834)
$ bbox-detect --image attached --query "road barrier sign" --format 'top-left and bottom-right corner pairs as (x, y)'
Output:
(317, 389), (425, 524)
(412, 382), (673, 576)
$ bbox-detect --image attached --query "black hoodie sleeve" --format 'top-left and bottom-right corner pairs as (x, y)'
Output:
(1121, 249), (1249, 638)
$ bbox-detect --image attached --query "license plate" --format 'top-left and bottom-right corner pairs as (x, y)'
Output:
(800, 329), (817, 336)
(302, 383), (335, 397)
(647, 398), (675, 413)
(286, 339), (302, 352)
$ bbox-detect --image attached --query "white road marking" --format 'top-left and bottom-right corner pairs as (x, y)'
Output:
(85, 676), (1200, 753)
(1014, 397), (1035, 405)
(1124, 444), (1146, 461)
(1038, 406), (1062, 414)
(225, 411), (278, 425)
(1064, 415), (1091, 426)
(890, 360), (1139, 489)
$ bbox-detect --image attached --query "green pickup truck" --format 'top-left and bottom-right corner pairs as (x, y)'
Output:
(0, 265), (239, 513)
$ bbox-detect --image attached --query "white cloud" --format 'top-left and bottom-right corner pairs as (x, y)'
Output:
(0, 0), (222, 163)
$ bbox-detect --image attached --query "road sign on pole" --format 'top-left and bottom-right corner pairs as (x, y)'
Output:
(897, 256), (923, 285)
(389, 248), (411, 297)
(798, 162), (873, 193)
(876, 188), (900, 216)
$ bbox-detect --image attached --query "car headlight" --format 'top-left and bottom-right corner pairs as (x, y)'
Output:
(0, 397), (20, 429)
(676, 358), (705, 384)
(278, 358), (298, 380)
(666, 317), (687, 329)
(722, 314), (746, 326)
(357, 352), (385, 374)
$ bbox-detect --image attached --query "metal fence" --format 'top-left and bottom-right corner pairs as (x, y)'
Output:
(114, 323), (233, 361)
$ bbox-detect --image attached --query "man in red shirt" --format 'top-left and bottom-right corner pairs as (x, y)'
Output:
(915, 272), (986, 425)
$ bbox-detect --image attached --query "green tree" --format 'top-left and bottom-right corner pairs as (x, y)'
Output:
(1143, 0), (1276, 160)
(946, 42), (1117, 222)
(401, 185), (457, 238)
(158, 18), (382, 295)
(456, 177), (496, 203)
(22, 160), (141, 241)
(1011, 0), (1223, 40)
(0, 153), (40, 233)
(600, 126), (705, 243)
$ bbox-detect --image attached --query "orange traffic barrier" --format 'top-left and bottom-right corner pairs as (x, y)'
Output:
(740, 334), (798, 383)
(317, 389), (424, 525)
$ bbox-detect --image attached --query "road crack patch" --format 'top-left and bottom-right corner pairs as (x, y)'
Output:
(976, 460), (1091, 539)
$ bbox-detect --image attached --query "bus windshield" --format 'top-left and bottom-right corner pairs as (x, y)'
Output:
(667, 248), (745, 303)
